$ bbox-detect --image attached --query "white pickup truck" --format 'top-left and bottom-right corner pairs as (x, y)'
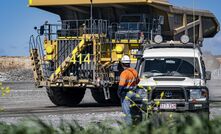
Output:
(137, 40), (211, 116)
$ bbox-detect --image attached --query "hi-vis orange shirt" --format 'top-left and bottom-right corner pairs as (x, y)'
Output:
(119, 68), (140, 89)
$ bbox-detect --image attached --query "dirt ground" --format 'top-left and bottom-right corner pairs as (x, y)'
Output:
(0, 82), (220, 126)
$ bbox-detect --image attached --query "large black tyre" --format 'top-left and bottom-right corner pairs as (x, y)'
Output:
(91, 86), (120, 105)
(47, 87), (86, 107)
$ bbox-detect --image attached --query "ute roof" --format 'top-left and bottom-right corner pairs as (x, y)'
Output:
(29, 0), (170, 6)
(143, 48), (201, 58)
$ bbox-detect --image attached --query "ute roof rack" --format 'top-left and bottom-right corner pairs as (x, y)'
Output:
(143, 41), (202, 49)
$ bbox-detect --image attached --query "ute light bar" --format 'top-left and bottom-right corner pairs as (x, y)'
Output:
(152, 34), (192, 46)
(154, 35), (163, 44)
(180, 35), (190, 44)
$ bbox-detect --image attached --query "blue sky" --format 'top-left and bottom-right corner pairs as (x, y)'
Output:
(0, 0), (220, 56)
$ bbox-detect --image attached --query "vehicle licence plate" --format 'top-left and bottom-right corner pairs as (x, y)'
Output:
(160, 104), (177, 110)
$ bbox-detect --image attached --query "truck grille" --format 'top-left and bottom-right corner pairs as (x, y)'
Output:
(151, 87), (185, 100)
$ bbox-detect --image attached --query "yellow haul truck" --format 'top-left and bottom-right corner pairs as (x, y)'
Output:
(29, 0), (219, 106)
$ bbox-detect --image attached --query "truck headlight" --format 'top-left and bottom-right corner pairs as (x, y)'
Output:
(189, 89), (208, 101)
(46, 46), (53, 54)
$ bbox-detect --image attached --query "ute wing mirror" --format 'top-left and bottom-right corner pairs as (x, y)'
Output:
(158, 16), (164, 25)
(205, 71), (211, 80)
(134, 51), (143, 71)
(134, 50), (143, 59)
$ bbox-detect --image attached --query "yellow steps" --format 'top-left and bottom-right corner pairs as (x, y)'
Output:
(30, 49), (44, 87)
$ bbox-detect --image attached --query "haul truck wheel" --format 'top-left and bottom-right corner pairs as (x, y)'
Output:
(47, 87), (85, 107)
(91, 87), (120, 105)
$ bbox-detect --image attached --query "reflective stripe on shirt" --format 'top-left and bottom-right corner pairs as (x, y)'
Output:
(119, 68), (139, 87)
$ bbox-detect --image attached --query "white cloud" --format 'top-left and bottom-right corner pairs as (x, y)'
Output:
(215, 33), (221, 43)
(203, 32), (221, 55)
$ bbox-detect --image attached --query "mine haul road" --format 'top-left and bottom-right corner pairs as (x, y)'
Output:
(0, 81), (221, 125)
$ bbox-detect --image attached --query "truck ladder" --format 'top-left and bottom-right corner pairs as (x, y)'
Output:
(30, 49), (44, 87)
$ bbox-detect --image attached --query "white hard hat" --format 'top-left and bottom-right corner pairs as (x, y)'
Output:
(121, 55), (131, 64)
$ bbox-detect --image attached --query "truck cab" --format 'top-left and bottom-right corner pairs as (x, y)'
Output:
(115, 14), (163, 40)
(119, 14), (146, 32)
(137, 41), (211, 115)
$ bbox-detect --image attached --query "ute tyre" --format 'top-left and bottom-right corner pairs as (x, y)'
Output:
(91, 87), (120, 105)
(47, 87), (85, 107)
(201, 108), (210, 120)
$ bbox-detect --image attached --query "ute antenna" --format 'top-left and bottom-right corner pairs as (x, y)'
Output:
(193, 0), (196, 85)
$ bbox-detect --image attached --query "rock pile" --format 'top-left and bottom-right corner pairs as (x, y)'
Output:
(0, 72), (7, 82)
(0, 69), (34, 82)
(0, 57), (34, 82)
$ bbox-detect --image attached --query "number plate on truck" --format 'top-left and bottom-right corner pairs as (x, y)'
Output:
(160, 104), (176, 110)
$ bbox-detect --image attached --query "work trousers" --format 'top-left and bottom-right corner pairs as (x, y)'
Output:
(121, 91), (143, 125)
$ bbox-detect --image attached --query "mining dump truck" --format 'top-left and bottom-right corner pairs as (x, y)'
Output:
(29, 0), (219, 106)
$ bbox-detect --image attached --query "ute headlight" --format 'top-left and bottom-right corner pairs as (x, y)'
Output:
(180, 35), (190, 44)
(154, 35), (163, 44)
(189, 89), (208, 101)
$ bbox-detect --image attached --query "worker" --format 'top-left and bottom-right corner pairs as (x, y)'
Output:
(118, 55), (141, 125)
(79, 23), (87, 35)
(140, 32), (145, 44)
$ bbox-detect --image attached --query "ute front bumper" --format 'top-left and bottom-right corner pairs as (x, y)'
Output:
(137, 86), (210, 113)
(148, 101), (209, 112)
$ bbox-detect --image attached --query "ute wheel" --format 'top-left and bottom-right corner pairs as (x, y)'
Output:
(91, 86), (120, 105)
(200, 108), (210, 120)
(47, 87), (85, 107)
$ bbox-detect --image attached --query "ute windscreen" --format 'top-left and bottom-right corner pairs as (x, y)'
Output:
(141, 57), (201, 78)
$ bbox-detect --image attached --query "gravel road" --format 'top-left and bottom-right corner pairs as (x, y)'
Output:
(0, 81), (221, 126)
(0, 82), (123, 126)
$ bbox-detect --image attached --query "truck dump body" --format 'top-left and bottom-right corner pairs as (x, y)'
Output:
(29, 0), (219, 40)
(29, 0), (170, 6)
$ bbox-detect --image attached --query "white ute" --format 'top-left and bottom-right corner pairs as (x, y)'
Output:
(137, 39), (211, 116)
(139, 47), (207, 87)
